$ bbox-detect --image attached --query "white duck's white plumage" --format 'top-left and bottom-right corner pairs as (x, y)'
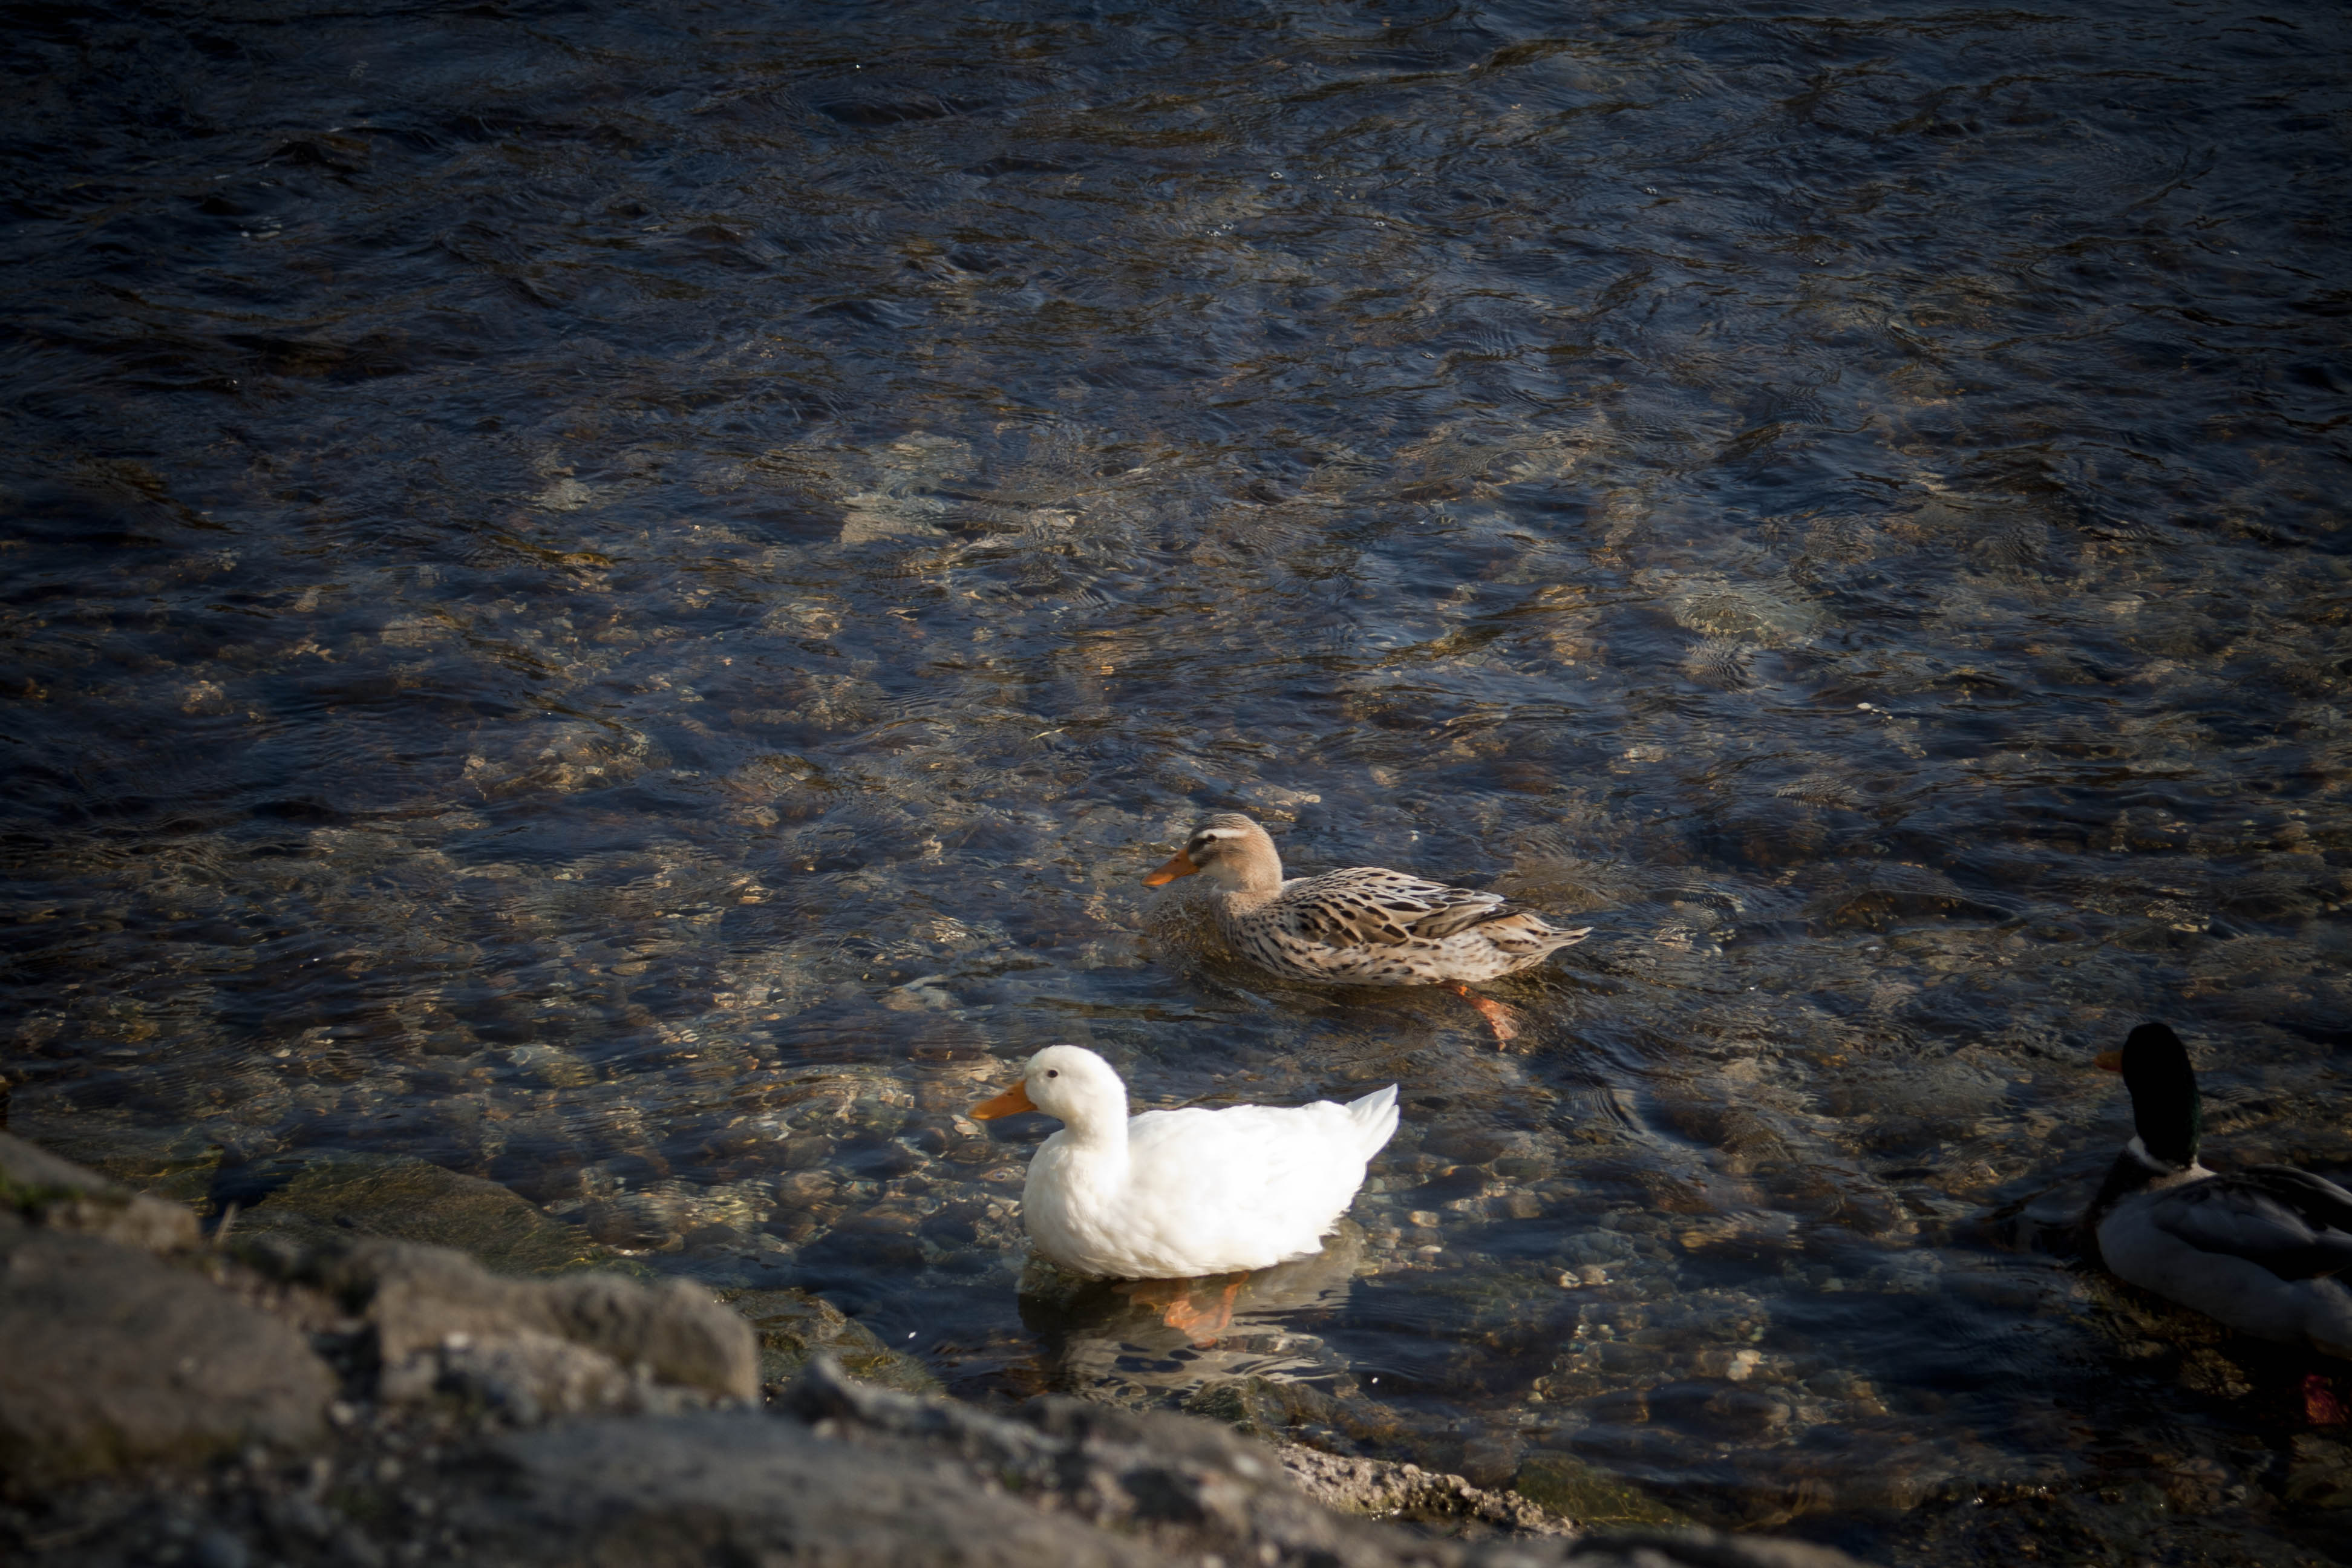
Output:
(970, 1044), (1398, 1281)
(2089, 1022), (2352, 1359)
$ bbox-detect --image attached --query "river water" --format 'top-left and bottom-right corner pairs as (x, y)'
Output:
(4, 0), (2350, 1560)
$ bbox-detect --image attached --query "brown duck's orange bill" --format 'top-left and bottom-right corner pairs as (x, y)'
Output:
(971, 1081), (1035, 1120)
(2094, 1051), (2123, 1072)
(1143, 851), (1198, 887)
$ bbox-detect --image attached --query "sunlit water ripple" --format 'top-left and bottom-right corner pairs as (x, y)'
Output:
(3, 1), (2349, 1561)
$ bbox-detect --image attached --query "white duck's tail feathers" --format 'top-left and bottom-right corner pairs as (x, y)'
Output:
(1344, 1083), (1401, 1158)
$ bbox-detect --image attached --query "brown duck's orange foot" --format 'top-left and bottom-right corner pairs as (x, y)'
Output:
(2307, 1373), (2346, 1427)
(1454, 984), (1520, 1044)
(1160, 1279), (1244, 1345)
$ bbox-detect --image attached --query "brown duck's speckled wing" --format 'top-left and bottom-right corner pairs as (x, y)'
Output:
(1279, 867), (1509, 949)
(1470, 909), (1589, 953)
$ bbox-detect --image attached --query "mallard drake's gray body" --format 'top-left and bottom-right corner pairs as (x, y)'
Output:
(2088, 1022), (2352, 1359)
(1143, 813), (1592, 1037)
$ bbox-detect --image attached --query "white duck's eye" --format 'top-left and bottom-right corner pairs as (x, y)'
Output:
(1045, 1069), (1058, 1078)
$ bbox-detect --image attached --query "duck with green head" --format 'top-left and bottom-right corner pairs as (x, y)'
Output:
(2088, 1022), (2352, 1358)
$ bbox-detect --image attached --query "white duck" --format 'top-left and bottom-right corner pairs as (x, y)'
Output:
(969, 1045), (1398, 1285)
(2089, 1022), (2352, 1359)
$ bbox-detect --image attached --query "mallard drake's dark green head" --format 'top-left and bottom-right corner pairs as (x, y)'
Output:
(2098, 1022), (2203, 1170)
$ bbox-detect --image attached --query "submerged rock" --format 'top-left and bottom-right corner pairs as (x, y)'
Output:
(228, 1151), (613, 1276)
(719, 1285), (942, 1396)
(1514, 1452), (1697, 1529)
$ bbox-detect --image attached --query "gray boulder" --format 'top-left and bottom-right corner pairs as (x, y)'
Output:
(336, 1240), (759, 1402)
(239, 1233), (762, 1417)
(451, 1357), (1883, 1568)
(480, 1408), (1174, 1568)
(1, 1135), (757, 1500)
(0, 1223), (333, 1493)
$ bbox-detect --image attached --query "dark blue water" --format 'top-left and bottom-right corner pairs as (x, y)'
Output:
(5, 1), (2350, 1560)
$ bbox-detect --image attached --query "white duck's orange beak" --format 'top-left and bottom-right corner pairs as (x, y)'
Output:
(2094, 1051), (2123, 1072)
(971, 1080), (1036, 1120)
(1143, 851), (1198, 887)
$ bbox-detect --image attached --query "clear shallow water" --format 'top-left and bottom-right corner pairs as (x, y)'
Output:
(4, 0), (2350, 1559)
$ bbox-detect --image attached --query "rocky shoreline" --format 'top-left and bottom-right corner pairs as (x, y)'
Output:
(2, 1132), (1872, 1568)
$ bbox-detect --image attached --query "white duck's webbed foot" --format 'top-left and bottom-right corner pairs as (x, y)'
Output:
(1123, 1276), (1244, 1345)
(1162, 1278), (1243, 1345)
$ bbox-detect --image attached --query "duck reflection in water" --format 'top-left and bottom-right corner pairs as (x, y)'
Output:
(1021, 1223), (1367, 1399)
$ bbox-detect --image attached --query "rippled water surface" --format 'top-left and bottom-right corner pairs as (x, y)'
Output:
(6, 1), (2351, 1560)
